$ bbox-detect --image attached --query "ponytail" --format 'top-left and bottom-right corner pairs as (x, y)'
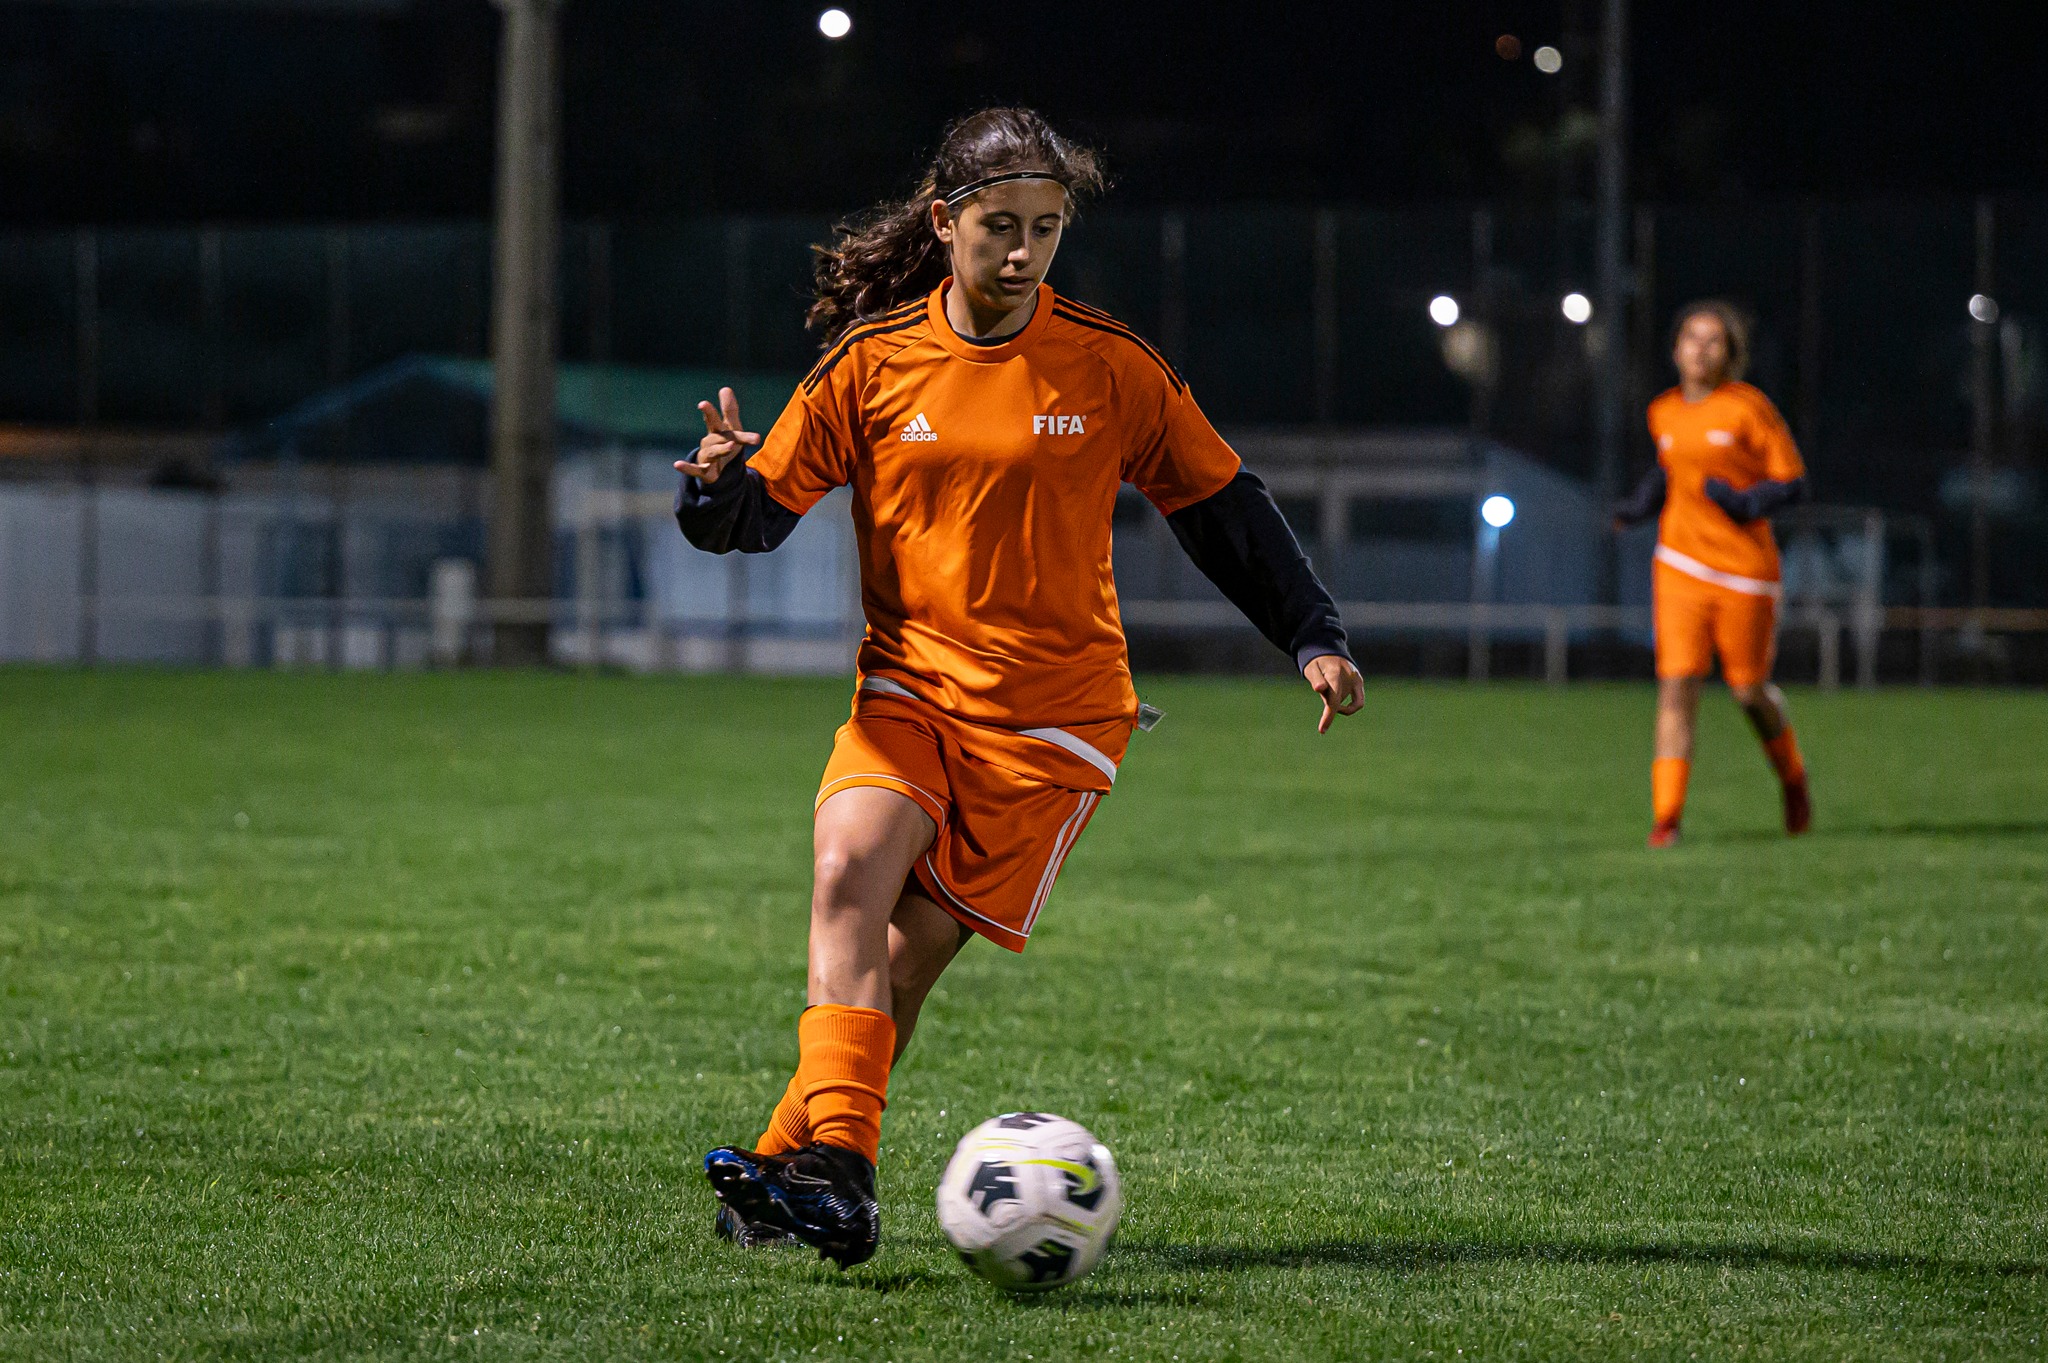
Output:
(808, 108), (1106, 344)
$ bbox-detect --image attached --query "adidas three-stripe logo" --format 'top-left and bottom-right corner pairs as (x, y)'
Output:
(899, 412), (938, 442)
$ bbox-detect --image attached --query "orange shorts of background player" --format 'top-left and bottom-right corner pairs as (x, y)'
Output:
(1652, 555), (1778, 689)
(814, 681), (1130, 953)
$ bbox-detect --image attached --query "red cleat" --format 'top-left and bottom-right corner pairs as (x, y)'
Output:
(1783, 775), (1812, 836)
(1647, 820), (1682, 849)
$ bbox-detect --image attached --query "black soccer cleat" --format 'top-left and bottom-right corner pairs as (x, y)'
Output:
(713, 1201), (800, 1250)
(703, 1142), (880, 1269)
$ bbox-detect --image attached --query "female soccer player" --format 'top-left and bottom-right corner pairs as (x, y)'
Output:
(674, 108), (1364, 1266)
(1614, 300), (1812, 847)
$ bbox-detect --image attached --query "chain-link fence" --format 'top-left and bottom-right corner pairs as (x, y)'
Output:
(3, 199), (2045, 607)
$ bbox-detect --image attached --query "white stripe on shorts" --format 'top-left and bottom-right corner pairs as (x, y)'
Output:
(1024, 791), (1097, 933)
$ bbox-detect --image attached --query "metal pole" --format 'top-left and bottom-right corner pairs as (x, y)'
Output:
(1470, 208), (1494, 435)
(1631, 202), (1655, 416)
(75, 229), (99, 665)
(725, 218), (752, 369)
(1312, 209), (1338, 424)
(1593, 0), (1630, 510)
(1969, 197), (1995, 609)
(327, 227), (351, 668)
(75, 228), (98, 428)
(1797, 204), (1823, 456)
(200, 227), (225, 428)
(1917, 521), (1937, 685)
(1817, 610), (1841, 691)
(1469, 521), (1499, 682)
(1159, 212), (1188, 366)
(1544, 608), (1569, 686)
(487, 0), (565, 666)
(78, 471), (99, 667)
(587, 220), (612, 364)
(1856, 510), (1881, 689)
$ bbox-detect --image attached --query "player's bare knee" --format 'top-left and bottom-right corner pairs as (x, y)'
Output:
(1657, 678), (1698, 710)
(811, 837), (897, 910)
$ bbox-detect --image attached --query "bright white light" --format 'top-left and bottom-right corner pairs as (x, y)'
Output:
(1533, 45), (1563, 73)
(1969, 293), (1999, 324)
(817, 8), (851, 39)
(1481, 495), (1516, 529)
(1561, 292), (1592, 324)
(1429, 295), (1461, 327)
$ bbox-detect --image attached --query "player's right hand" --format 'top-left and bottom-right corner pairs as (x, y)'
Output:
(674, 386), (761, 484)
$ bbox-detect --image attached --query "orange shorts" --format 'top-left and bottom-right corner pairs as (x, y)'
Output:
(815, 680), (1130, 953)
(1653, 558), (1778, 688)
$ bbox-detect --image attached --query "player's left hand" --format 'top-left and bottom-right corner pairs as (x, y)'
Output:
(1304, 654), (1364, 734)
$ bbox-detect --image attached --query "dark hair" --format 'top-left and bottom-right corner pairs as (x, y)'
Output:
(807, 108), (1107, 343)
(1670, 299), (1751, 381)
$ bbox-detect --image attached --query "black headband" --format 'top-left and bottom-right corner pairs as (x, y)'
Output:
(940, 171), (1068, 207)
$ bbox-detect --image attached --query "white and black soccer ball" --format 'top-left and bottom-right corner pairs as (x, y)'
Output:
(935, 1112), (1121, 1292)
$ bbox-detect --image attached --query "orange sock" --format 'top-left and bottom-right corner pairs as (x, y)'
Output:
(796, 1004), (895, 1165)
(1652, 757), (1690, 828)
(1763, 728), (1806, 785)
(755, 1072), (811, 1157)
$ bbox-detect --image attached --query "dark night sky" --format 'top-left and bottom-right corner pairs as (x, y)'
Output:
(2, 0), (2044, 225)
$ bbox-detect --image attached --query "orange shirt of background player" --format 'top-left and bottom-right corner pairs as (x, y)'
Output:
(1646, 381), (1805, 585)
(747, 279), (1240, 733)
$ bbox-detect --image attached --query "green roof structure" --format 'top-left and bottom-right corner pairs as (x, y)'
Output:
(232, 355), (800, 465)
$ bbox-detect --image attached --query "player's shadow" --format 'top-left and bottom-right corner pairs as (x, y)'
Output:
(1832, 818), (2048, 840)
(843, 1268), (1201, 1309)
(1694, 818), (2048, 845)
(1118, 1239), (2046, 1279)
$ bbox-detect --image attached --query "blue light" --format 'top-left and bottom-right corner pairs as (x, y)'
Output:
(1480, 495), (1515, 529)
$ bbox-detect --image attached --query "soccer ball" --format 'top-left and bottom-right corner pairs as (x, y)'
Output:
(935, 1112), (1122, 1292)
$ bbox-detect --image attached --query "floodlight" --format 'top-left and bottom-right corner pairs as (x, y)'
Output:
(1429, 295), (1461, 327)
(1481, 495), (1516, 529)
(1969, 293), (1999, 324)
(1533, 45), (1563, 73)
(818, 8), (852, 39)
(1561, 292), (1592, 324)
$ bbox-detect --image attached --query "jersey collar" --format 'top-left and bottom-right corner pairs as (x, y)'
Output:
(928, 279), (1055, 363)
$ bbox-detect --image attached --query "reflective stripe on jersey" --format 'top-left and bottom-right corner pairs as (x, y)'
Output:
(859, 676), (921, 702)
(1655, 543), (1782, 598)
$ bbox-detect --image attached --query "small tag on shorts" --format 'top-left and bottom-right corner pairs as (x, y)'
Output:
(1135, 702), (1165, 732)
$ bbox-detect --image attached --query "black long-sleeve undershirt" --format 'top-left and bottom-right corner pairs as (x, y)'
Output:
(1704, 474), (1808, 524)
(1612, 463), (1809, 529)
(1164, 469), (1350, 671)
(673, 462), (1352, 672)
(1612, 464), (1667, 527)
(673, 459), (802, 554)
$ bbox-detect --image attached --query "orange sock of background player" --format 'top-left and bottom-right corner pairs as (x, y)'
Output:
(755, 1072), (811, 1157)
(796, 1004), (896, 1164)
(1652, 757), (1690, 827)
(1762, 729), (1806, 785)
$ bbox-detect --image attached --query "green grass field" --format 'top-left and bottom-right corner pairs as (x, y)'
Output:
(2, 670), (2044, 1361)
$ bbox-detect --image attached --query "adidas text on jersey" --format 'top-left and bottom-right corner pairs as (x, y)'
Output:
(900, 413), (938, 442)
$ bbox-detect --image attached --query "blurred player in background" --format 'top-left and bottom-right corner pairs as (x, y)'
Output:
(673, 108), (1363, 1266)
(1614, 301), (1812, 847)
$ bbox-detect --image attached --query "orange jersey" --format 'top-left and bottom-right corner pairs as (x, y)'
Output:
(747, 280), (1241, 734)
(1646, 382), (1805, 586)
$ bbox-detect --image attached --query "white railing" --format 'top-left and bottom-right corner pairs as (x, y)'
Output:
(39, 593), (2048, 687)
